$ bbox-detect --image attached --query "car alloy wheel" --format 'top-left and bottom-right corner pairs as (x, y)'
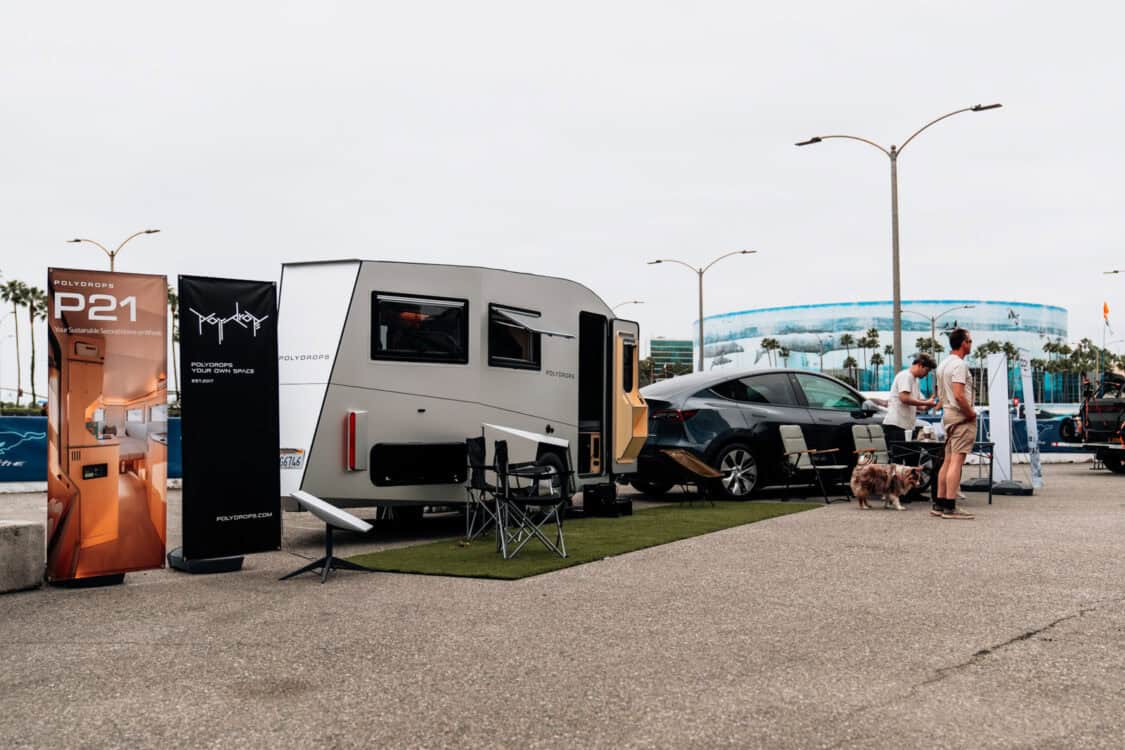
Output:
(716, 443), (759, 498)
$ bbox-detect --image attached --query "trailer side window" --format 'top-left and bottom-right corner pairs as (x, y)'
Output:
(371, 292), (469, 364)
(488, 304), (541, 370)
(622, 341), (635, 392)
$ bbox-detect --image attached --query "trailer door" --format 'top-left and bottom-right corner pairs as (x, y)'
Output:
(610, 319), (648, 473)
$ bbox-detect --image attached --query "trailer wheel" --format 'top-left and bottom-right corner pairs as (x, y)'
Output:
(1059, 418), (1077, 442)
(1104, 454), (1125, 474)
(531, 452), (569, 500)
(391, 505), (425, 529)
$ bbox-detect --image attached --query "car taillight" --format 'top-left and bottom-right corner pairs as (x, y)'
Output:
(652, 409), (698, 422)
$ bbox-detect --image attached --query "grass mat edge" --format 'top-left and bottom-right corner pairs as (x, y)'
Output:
(346, 501), (820, 580)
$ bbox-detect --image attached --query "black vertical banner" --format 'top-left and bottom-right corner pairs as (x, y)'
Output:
(179, 276), (280, 559)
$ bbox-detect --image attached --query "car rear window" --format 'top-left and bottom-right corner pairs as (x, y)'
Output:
(711, 373), (796, 404)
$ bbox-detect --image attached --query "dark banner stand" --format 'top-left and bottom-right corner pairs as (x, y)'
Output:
(170, 275), (281, 574)
(167, 548), (243, 574)
(52, 573), (127, 588)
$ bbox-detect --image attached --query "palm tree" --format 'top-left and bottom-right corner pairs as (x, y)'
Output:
(915, 336), (935, 356)
(0, 280), (28, 403)
(870, 351), (885, 388)
(779, 347), (790, 367)
(168, 285), (180, 403)
(760, 337), (780, 367)
(975, 340), (1003, 358)
(1030, 358), (1048, 403)
(866, 328), (880, 349)
(842, 355), (858, 385)
(857, 335), (871, 372)
(839, 333), (855, 364)
(25, 286), (47, 406)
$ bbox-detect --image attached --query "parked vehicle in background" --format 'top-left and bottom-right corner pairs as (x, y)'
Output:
(1059, 371), (1125, 473)
(634, 368), (882, 498)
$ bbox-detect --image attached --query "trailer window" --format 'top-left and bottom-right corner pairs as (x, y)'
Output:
(622, 341), (635, 392)
(371, 292), (469, 364)
(489, 304), (541, 370)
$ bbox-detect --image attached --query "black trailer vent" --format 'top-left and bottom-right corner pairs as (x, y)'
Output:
(370, 443), (467, 487)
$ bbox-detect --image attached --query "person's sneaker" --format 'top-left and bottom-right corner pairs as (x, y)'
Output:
(930, 506), (944, 517)
(942, 507), (975, 520)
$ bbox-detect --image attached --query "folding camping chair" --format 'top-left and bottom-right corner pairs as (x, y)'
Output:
(851, 424), (890, 465)
(660, 448), (719, 506)
(465, 436), (501, 543)
(494, 440), (569, 559)
(780, 424), (850, 504)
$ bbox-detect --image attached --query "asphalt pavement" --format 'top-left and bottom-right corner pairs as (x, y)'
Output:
(3, 463), (1125, 749)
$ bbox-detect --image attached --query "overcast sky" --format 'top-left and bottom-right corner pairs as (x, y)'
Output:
(2, 1), (1123, 399)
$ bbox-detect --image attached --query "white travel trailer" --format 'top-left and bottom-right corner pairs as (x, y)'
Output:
(277, 260), (648, 514)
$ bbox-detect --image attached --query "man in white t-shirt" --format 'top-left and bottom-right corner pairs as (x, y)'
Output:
(882, 353), (938, 446)
(934, 327), (977, 520)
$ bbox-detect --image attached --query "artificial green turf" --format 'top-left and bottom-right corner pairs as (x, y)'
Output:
(346, 500), (820, 580)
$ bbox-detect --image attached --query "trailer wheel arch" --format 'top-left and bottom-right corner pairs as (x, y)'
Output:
(533, 449), (573, 502)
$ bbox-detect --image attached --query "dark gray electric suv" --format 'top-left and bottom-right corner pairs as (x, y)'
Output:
(634, 368), (882, 499)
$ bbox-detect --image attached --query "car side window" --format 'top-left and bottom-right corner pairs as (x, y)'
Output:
(711, 373), (796, 404)
(794, 373), (863, 411)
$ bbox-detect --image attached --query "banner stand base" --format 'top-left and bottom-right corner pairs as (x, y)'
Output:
(51, 573), (125, 588)
(168, 547), (244, 574)
(991, 479), (1035, 496)
(961, 478), (1034, 496)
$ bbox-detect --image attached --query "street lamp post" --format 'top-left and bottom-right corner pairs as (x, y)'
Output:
(796, 103), (1002, 373)
(67, 229), (161, 272)
(612, 300), (644, 312)
(902, 304), (975, 392)
(902, 304), (976, 355)
(647, 250), (757, 371)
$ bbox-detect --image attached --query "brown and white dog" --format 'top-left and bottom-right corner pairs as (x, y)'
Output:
(850, 461), (922, 510)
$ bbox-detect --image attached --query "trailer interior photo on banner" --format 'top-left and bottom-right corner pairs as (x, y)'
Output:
(46, 268), (169, 582)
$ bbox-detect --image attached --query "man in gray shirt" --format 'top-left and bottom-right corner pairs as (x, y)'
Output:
(882, 353), (938, 446)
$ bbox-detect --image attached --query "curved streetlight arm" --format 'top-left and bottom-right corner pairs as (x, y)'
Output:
(114, 229), (157, 254)
(899, 310), (931, 322)
(702, 249), (756, 275)
(898, 104), (1001, 154)
(69, 238), (113, 259)
(935, 304), (975, 322)
(647, 258), (700, 274)
(68, 229), (159, 271)
(797, 134), (890, 157)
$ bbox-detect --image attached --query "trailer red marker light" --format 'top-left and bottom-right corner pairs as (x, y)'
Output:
(345, 410), (368, 471)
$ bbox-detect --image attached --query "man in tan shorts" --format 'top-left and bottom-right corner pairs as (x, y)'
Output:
(934, 327), (976, 519)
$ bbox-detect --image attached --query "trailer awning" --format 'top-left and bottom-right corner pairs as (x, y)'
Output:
(491, 307), (575, 339)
